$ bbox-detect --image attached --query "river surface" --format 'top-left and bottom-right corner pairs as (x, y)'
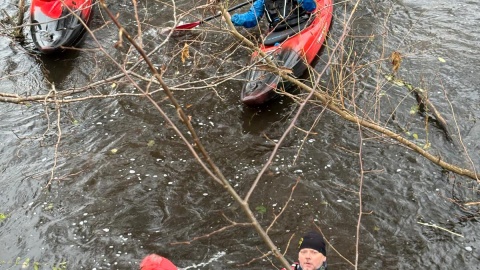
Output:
(0, 0), (479, 269)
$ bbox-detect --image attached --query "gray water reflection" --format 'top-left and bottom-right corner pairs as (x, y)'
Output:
(0, 0), (479, 269)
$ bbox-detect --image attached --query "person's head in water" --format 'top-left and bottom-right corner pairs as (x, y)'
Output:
(140, 254), (177, 270)
(298, 231), (327, 270)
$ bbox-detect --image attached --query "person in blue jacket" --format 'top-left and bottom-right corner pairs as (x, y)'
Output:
(231, 0), (317, 30)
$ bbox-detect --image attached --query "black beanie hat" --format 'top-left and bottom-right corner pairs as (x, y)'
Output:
(298, 231), (326, 256)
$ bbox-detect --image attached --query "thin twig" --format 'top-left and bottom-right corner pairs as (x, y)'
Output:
(417, 221), (464, 238)
(315, 225), (355, 267)
(170, 214), (252, 245)
(266, 178), (300, 233)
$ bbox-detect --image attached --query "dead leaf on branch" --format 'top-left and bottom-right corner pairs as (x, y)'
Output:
(181, 43), (190, 63)
(390, 51), (402, 73)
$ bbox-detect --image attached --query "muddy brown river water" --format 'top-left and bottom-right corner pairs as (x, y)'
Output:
(0, 0), (479, 269)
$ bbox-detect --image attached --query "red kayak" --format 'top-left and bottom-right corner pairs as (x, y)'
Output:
(241, 0), (333, 106)
(30, 0), (94, 53)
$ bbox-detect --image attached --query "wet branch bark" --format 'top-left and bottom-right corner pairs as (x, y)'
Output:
(13, 0), (25, 41)
(385, 74), (453, 141)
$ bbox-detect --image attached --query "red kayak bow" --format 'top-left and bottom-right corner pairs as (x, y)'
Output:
(30, 0), (94, 53)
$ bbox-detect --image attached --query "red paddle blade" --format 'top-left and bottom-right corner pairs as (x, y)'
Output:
(174, 21), (202, 30)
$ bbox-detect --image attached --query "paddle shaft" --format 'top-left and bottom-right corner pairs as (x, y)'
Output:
(175, 1), (253, 29)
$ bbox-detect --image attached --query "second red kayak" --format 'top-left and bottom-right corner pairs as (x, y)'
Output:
(241, 0), (333, 106)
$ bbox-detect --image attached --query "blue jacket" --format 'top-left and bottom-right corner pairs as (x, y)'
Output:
(231, 0), (317, 28)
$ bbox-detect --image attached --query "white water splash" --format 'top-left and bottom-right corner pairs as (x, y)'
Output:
(180, 251), (226, 269)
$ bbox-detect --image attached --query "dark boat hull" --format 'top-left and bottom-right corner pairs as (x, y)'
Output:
(30, 0), (94, 53)
(241, 0), (333, 106)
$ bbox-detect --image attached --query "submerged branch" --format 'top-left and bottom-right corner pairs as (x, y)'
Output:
(384, 74), (453, 142)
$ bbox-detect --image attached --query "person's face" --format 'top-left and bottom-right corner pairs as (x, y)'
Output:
(298, 248), (326, 270)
